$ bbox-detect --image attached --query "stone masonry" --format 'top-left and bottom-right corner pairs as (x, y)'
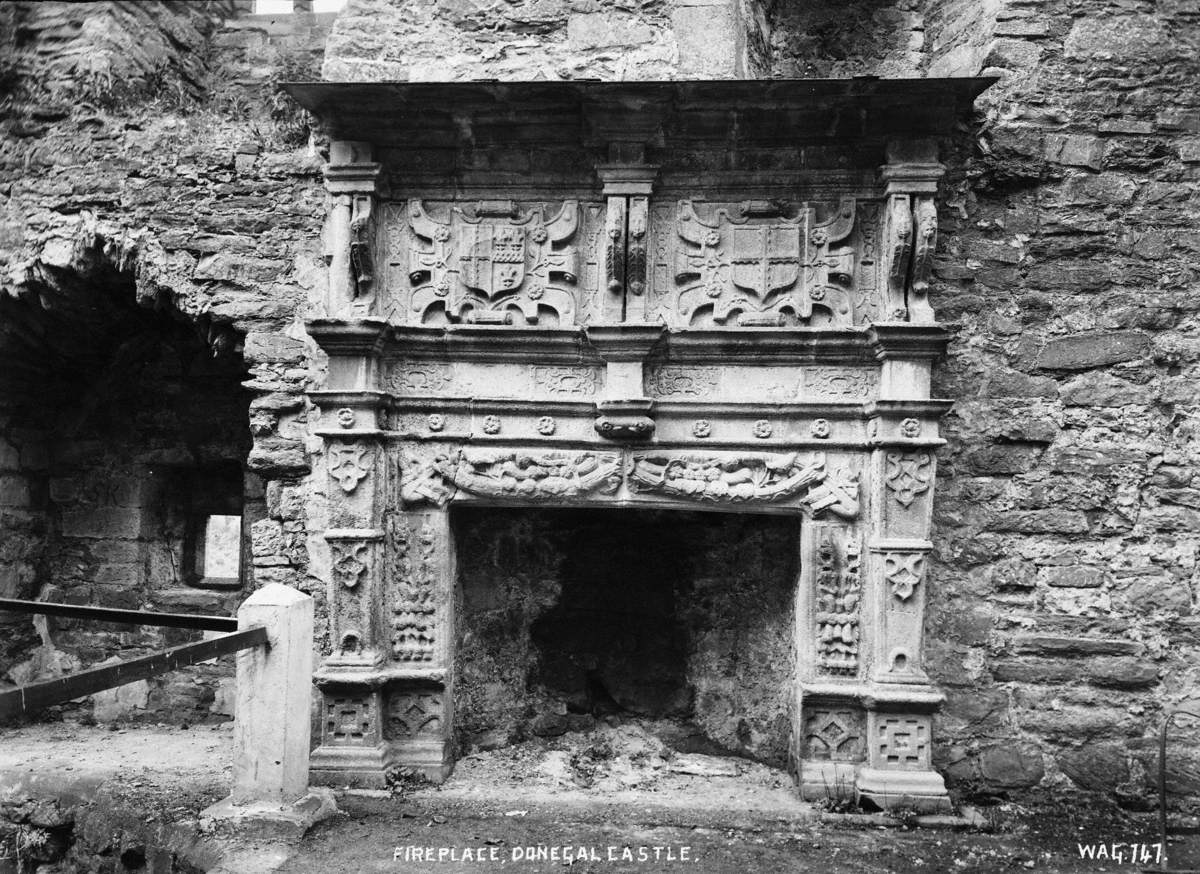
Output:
(0, 0), (1196, 807)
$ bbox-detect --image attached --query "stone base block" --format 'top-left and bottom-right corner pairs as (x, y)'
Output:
(856, 767), (952, 814)
(391, 738), (454, 784)
(309, 743), (392, 790)
(797, 761), (858, 803)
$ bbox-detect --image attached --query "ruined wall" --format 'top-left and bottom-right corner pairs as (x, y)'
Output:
(0, 1), (333, 721)
(322, 0), (770, 81)
(454, 508), (797, 766)
(916, 0), (1200, 801)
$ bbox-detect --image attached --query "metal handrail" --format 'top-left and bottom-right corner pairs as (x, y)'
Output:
(0, 598), (238, 631)
(0, 598), (256, 721)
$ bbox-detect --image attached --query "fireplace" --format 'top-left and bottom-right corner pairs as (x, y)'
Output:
(287, 78), (991, 812)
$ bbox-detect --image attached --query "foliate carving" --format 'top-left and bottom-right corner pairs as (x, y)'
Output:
(331, 541), (369, 589)
(532, 365), (600, 397)
(878, 716), (930, 768)
(481, 415), (501, 435)
(815, 533), (862, 674)
(884, 451), (934, 508)
(692, 420), (712, 438)
(627, 452), (859, 517)
(900, 418), (921, 439)
(752, 419), (773, 439)
(884, 552), (925, 602)
(673, 199), (856, 327)
(627, 196), (649, 297)
(324, 694), (377, 745)
(336, 408), (356, 428)
(391, 518), (438, 662)
(445, 450), (621, 500)
(536, 416), (557, 436)
(811, 419), (831, 439)
(804, 708), (865, 762)
(387, 691), (444, 739)
(390, 361), (453, 394)
(427, 414), (445, 432)
(805, 368), (877, 399)
(407, 200), (580, 325)
(646, 366), (719, 398)
(328, 443), (372, 493)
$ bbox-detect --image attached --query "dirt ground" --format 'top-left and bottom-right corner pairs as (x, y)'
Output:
(2, 722), (1198, 874)
(284, 722), (1198, 874)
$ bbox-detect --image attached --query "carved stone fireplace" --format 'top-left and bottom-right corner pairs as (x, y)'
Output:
(286, 78), (991, 811)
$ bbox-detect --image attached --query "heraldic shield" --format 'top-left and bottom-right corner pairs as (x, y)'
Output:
(459, 224), (527, 298)
(730, 224), (802, 299)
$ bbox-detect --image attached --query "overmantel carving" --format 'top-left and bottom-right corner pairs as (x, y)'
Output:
(406, 199), (581, 326)
(673, 199), (858, 328)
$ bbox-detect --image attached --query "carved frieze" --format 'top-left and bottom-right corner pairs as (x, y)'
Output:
(389, 361), (454, 395)
(646, 365), (720, 398)
(406, 200), (581, 325)
(626, 452), (859, 516)
(401, 449), (622, 506)
(815, 533), (862, 674)
(884, 451), (934, 508)
(672, 199), (857, 327)
(532, 365), (600, 397)
(804, 367), (878, 400)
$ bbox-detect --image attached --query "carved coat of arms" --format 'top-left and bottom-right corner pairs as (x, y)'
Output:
(673, 199), (858, 327)
(406, 200), (580, 326)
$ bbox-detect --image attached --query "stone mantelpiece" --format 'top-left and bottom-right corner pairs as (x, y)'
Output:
(288, 78), (990, 811)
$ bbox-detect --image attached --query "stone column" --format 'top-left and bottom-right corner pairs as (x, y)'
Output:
(857, 324), (952, 812)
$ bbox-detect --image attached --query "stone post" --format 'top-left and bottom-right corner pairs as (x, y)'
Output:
(231, 583), (314, 804)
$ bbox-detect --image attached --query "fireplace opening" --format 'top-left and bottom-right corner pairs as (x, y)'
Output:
(453, 507), (799, 767)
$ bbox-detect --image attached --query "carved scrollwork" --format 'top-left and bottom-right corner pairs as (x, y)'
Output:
(626, 451), (859, 516)
(407, 199), (580, 325)
(673, 199), (856, 327)
(401, 449), (622, 505)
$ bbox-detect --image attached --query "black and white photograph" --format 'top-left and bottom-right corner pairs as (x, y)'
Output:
(0, 0), (1197, 871)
